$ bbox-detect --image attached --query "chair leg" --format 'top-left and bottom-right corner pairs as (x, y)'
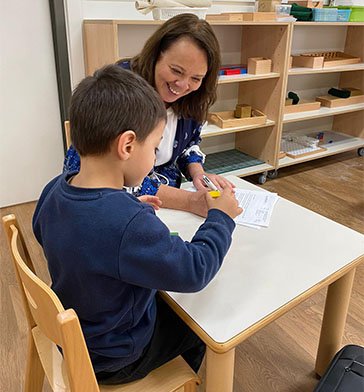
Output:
(25, 335), (44, 392)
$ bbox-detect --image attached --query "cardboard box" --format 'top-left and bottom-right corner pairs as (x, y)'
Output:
(248, 57), (272, 74)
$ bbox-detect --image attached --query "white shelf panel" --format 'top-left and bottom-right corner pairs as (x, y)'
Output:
(279, 134), (364, 168)
(201, 119), (275, 138)
(283, 103), (364, 123)
(218, 73), (280, 84)
(289, 63), (364, 76)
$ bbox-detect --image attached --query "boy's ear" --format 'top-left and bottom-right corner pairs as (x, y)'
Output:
(117, 130), (137, 160)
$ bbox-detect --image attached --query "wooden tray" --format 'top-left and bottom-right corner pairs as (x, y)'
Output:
(284, 100), (321, 114)
(291, 52), (361, 69)
(316, 93), (364, 108)
(208, 109), (267, 129)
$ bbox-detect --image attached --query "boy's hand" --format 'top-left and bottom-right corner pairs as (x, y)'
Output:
(138, 195), (162, 210)
(205, 187), (243, 220)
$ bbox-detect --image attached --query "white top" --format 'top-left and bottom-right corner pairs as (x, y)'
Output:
(155, 108), (177, 166)
(157, 175), (364, 344)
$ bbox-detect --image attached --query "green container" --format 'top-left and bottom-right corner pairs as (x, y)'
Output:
(338, 6), (364, 22)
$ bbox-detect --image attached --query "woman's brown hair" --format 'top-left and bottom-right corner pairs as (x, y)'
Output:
(130, 14), (221, 123)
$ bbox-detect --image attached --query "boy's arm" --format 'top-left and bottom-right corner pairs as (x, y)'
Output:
(118, 208), (235, 293)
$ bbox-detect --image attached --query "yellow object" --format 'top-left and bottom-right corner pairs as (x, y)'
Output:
(209, 190), (221, 198)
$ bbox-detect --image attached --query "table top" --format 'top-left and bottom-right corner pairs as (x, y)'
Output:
(157, 176), (364, 351)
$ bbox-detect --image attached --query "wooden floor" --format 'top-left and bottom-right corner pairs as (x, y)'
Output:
(1, 151), (363, 392)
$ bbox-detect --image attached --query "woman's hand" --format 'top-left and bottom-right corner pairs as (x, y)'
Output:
(138, 195), (162, 210)
(192, 172), (235, 192)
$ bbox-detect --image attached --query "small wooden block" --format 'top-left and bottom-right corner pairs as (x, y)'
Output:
(247, 57), (272, 75)
(234, 104), (252, 118)
(285, 98), (293, 106)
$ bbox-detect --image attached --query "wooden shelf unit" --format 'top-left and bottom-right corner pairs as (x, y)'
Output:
(280, 23), (364, 170)
(82, 20), (364, 180)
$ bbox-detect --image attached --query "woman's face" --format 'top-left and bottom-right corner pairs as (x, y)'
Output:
(154, 37), (208, 104)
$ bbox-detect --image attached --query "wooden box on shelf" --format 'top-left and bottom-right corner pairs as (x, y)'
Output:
(284, 100), (321, 114)
(235, 104), (252, 118)
(316, 88), (364, 108)
(206, 12), (276, 21)
(257, 0), (280, 12)
(292, 55), (324, 69)
(292, 52), (361, 69)
(287, 0), (323, 8)
(208, 109), (267, 129)
(248, 57), (272, 74)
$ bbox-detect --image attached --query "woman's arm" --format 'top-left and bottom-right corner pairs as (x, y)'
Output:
(156, 184), (208, 217)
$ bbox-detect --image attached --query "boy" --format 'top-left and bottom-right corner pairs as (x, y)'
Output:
(33, 65), (242, 384)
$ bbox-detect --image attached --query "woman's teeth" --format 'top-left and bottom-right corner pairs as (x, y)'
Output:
(168, 84), (180, 95)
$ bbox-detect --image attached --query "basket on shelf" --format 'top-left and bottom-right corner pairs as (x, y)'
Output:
(337, 8), (352, 21)
(152, 7), (208, 20)
(338, 6), (364, 22)
(313, 7), (338, 21)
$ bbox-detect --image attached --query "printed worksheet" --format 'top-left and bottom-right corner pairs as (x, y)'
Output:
(234, 189), (279, 228)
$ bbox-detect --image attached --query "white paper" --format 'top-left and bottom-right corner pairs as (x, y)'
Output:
(234, 189), (279, 228)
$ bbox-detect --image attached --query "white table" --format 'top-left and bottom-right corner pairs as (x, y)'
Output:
(157, 175), (364, 392)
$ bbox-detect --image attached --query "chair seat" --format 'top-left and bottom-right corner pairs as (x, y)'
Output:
(32, 326), (200, 392)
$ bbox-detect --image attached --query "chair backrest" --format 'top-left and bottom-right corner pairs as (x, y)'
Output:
(2, 214), (99, 392)
(65, 120), (71, 149)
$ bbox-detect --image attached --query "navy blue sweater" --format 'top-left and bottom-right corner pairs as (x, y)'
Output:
(33, 172), (235, 373)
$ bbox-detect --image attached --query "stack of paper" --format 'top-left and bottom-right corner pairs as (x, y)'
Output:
(234, 189), (279, 229)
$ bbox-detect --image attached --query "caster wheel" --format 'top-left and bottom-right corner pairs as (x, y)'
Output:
(258, 173), (267, 185)
(267, 170), (278, 179)
(358, 147), (364, 157)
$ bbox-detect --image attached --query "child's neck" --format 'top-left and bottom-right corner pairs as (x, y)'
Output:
(70, 155), (124, 190)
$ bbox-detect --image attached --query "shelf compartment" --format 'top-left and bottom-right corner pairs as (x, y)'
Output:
(283, 102), (364, 123)
(278, 130), (364, 168)
(201, 119), (275, 138)
(204, 149), (268, 176)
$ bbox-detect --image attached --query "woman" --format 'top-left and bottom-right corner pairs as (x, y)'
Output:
(64, 13), (233, 216)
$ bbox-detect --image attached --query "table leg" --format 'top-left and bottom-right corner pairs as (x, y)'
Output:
(315, 268), (356, 376)
(205, 347), (235, 392)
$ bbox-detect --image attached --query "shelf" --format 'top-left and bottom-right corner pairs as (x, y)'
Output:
(294, 22), (364, 26)
(289, 63), (364, 76)
(218, 73), (280, 84)
(283, 103), (364, 123)
(279, 131), (364, 168)
(86, 20), (291, 27)
(204, 149), (273, 177)
(201, 119), (275, 138)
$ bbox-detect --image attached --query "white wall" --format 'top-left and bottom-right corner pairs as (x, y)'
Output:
(0, 0), (64, 207)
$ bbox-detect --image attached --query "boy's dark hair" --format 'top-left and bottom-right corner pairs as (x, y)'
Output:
(70, 65), (166, 156)
(129, 13), (221, 124)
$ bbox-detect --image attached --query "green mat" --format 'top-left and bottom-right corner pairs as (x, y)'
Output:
(204, 149), (264, 174)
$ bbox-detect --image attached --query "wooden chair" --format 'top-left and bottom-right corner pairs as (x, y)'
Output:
(64, 120), (71, 149)
(2, 214), (200, 392)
